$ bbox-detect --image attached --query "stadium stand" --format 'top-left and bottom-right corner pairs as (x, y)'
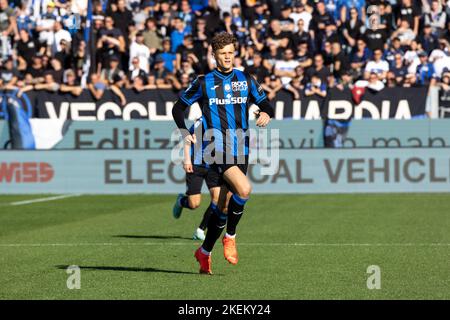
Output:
(0, 0), (449, 103)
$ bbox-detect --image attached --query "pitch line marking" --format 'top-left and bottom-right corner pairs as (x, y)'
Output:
(0, 242), (449, 248)
(9, 194), (82, 206)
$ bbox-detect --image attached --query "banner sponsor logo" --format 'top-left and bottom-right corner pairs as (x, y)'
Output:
(0, 162), (54, 183)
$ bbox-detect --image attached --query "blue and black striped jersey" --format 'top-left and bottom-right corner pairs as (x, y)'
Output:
(178, 68), (268, 158)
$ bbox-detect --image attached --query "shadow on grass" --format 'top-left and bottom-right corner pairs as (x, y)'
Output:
(56, 265), (198, 275)
(112, 234), (192, 241)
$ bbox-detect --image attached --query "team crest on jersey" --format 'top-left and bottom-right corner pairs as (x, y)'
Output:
(224, 83), (231, 92)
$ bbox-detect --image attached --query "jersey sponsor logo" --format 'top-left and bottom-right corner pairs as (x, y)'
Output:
(209, 96), (248, 105)
(231, 81), (248, 92)
(211, 84), (220, 90)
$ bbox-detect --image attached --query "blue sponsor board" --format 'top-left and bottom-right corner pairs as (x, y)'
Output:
(1, 149), (449, 194)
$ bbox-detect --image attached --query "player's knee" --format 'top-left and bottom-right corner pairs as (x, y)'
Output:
(188, 198), (201, 209)
(237, 184), (252, 199)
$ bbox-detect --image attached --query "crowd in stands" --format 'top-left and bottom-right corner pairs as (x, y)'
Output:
(0, 0), (449, 103)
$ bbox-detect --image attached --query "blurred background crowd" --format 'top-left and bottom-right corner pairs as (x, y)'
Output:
(0, 0), (450, 102)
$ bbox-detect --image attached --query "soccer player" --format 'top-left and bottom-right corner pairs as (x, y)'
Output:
(172, 117), (221, 241)
(172, 32), (273, 274)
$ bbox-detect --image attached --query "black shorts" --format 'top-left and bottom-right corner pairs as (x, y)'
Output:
(211, 155), (249, 190)
(186, 165), (221, 195)
(212, 162), (249, 176)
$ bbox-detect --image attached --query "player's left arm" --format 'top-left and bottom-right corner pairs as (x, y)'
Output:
(248, 75), (274, 127)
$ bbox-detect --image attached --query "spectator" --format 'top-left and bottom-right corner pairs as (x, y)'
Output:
(396, 0), (420, 36)
(419, 23), (439, 54)
(159, 38), (176, 73)
(50, 57), (64, 83)
(304, 73), (327, 97)
(52, 20), (72, 55)
(364, 49), (390, 81)
(306, 53), (332, 87)
(389, 53), (409, 85)
(175, 35), (196, 71)
(88, 73), (107, 100)
(384, 37), (404, 66)
(350, 39), (372, 79)
(111, 0), (133, 43)
(416, 51), (438, 86)
(266, 19), (290, 49)
(129, 31), (150, 73)
(16, 2), (33, 35)
(101, 55), (126, 88)
(152, 54), (171, 87)
(0, 0), (17, 59)
(296, 42), (313, 70)
(289, 65), (305, 95)
(355, 71), (385, 92)
(16, 29), (38, 70)
(262, 74), (283, 100)
(176, 58), (196, 81)
(246, 52), (270, 84)
(24, 55), (45, 85)
(97, 16), (126, 69)
(311, 1), (336, 50)
(0, 56), (18, 88)
(291, 19), (312, 49)
(341, 7), (363, 50)
(336, 70), (354, 91)
(170, 17), (188, 53)
(35, 1), (58, 53)
(331, 41), (350, 79)
(143, 18), (162, 55)
(363, 22), (389, 52)
(179, 0), (194, 33)
(339, 0), (365, 23)
(262, 41), (282, 72)
(290, 2), (311, 33)
(424, 0), (447, 38)
(128, 56), (149, 87)
(33, 71), (60, 92)
(60, 69), (83, 96)
(279, 6), (295, 33)
(274, 48), (300, 86)
(390, 19), (416, 47)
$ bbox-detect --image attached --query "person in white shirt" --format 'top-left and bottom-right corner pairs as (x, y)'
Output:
(129, 31), (150, 73)
(52, 20), (71, 53)
(274, 48), (300, 86)
(364, 49), (390, 80)
(36, 2), (58, 47)
(290, 2), (312, 32)
(355, 72), (385, 91)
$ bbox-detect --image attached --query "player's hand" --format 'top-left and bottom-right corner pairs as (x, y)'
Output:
(183, 163), (193, 173)
(255, 111), (271, 127)
(184, 133), (196, 145)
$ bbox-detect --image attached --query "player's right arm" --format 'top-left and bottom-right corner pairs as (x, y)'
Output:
(183, 143), (193, 173)
(172, 76), (204, 143)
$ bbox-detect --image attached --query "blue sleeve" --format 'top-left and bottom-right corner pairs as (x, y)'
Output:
(179, 77), (203, 106)
(249, 75), (267, 104)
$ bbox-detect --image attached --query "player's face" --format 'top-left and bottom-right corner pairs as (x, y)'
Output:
(214, 44), (235, 73)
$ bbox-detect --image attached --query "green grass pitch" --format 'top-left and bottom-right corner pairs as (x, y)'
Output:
(0, 194), (449, 299)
